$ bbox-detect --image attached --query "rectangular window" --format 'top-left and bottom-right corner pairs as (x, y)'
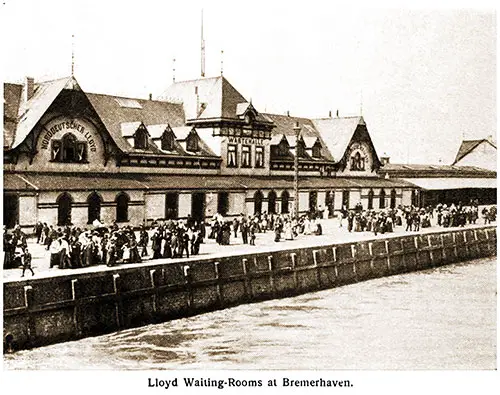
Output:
(227, 144), (238, 167)
(312, 144), (322, 158)
(186, 135), (198, 152)
(75, 142), (88, 162)
(255, 146), (264, 168)
(241, 145), (251, 168)
(51, 140), (62, 161)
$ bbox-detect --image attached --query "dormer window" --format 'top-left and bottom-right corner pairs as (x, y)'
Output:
(296, 139), (306, 158)
(134, 126), (148, 149)
(278, 140), (289, 156)
(186, 134), (199, 152)
(244, 112), (254, 124)
(161, 130), (174, 151)
(312, 142), (322, 158)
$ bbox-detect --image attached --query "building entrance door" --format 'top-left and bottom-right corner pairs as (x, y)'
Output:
(191, 192), (205, 222)
(165, 192), (179, 219)
(3, 193), (19, 229)
(57, 193), (73, 226)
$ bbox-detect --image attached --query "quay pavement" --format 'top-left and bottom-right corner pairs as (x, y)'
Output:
(3, 218), (495, 282)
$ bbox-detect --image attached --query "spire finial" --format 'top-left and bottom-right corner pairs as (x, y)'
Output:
(71, 34), (75, 77)
(201, 9), (205, 77)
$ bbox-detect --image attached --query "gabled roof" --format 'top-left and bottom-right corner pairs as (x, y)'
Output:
(3, 83), (23, 148)
(120, 122), (143, 137)
(172, 126), (193, 141)
(312, 116), (364, 162)
(86, 92), (185, 154)
(161, 76), (272, 124)
(8, 76), (81, 150)
(263, 113), (334, 161)
(148, 123), (170, 139)
(453, 139), (497, 164)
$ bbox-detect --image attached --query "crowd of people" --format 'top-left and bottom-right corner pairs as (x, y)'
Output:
(3, 203), (497, 275)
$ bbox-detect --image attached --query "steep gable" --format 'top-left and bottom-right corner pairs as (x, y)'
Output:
(453, 139), (497, 164)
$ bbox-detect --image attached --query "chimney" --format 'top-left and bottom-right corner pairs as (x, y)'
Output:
(149, 93), (153, 100)
(380, 153), (390, 165)
(286, 110), (290, 117)
(328, 110), (332, 118)
(25, 77), (35, 101)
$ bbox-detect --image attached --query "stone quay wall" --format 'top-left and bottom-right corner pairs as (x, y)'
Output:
(3, 226), (496, 352)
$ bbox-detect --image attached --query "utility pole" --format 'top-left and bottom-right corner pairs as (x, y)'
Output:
(293, 122), (301, 218)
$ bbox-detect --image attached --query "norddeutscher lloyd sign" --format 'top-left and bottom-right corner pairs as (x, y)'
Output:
(41, 119), (97, 152)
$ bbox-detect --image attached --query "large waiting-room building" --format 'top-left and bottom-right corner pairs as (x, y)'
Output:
(3, 74), (492, 230)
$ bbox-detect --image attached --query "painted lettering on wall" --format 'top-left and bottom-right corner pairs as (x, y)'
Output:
(228, 136), (264, 145)
(41, 120), (97, 151)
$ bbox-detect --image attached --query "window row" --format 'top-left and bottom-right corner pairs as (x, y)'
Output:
(227, 144), (265, 168)
(57, 192), (130, 226)
(367, 189), (397, 210)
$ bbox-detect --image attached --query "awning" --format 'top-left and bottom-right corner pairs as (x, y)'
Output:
(3, 172), (427, 193)
(3, 173), (149, 191)
(403, 177), (497, 190)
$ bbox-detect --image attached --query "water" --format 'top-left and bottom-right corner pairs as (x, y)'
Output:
(4, 258), (496, 370)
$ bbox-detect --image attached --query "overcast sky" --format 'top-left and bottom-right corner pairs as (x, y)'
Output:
(1, 0), (496, 164)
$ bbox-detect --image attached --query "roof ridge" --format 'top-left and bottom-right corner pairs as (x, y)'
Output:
(170, 75), (222, 85)
(86, 91), (181, 104)
(263, 112), (314, 121)
(36, 76), (73, 84)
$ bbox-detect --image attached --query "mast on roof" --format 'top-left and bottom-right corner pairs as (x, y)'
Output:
(71, 34), (75, 77)
(173, 58), (176, 82)
(201, 9), (205, 77)
(360, 89), (363, 116)
(220, 49), (224, 76)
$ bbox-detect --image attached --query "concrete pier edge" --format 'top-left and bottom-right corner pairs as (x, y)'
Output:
(3, 225), (497, 352)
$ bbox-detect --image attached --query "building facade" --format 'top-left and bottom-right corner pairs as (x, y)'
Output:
(4, 75), (417, 230)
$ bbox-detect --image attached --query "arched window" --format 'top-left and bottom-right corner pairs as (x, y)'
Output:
(368, 189), (374, 210)
(379, 189), (386, 209)
(268, 190), (277, 214)
(116, 192), (130, 222)
(51, 133), (87, 163)
(254, 190), (263, 215)
(281, 190), (290, 214)
(57, 192), (73, 226)
(390, 189), (397, 209)
(62, 133), (77, 162)
(87, 192), (102, 224)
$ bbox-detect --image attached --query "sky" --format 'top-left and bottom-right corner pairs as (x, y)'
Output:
(0, 0), (496, 164)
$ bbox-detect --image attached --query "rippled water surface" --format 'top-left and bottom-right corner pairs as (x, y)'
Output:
(4, 258), (496, 370)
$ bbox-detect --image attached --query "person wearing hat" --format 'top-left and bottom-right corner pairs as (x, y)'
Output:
(59, 234), (70, 269)
(49, 237), (61, 268)
(20, 246), (34, 277)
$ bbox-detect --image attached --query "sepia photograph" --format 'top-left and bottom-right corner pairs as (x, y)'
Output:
(1, 0), (497, 393)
